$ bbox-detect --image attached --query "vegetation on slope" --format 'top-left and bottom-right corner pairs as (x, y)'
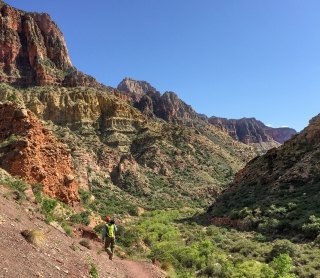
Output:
(115, 209), (320, 278)
(208, 114), (320, 241)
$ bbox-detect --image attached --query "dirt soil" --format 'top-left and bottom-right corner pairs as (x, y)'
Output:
(0, 186), (165, 278)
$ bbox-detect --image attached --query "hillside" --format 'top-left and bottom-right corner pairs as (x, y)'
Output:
(0, 180), (165, 278)
(0, 83), (254, 210)
(207, 113), (320, 238)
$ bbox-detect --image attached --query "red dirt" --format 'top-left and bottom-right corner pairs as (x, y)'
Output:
(0, 185), (165, 278)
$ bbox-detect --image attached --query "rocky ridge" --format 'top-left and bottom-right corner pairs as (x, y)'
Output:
(117, 78), (204, 125)
(118, 78), (296, 151)
(209, 117), (296, 153)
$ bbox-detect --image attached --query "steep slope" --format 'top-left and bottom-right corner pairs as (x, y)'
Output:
(207, 114), (320, 237)
(0, 185), (165, 278)
(0, 2), (102, 87)
(0, 102), (79, 204)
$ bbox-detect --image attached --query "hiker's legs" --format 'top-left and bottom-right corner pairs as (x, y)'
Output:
(110, 237), (115, 253)
(105, 237), (115, 260)
(105, 237), (112, 251)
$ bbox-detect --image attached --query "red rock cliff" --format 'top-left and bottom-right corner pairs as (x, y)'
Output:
(0, 103), (79, 205)
(0, 2), (102, 88)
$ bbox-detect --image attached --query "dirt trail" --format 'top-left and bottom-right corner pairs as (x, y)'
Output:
(0, 186), (165, 278)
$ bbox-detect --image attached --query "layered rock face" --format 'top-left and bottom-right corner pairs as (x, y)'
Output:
(207, 113), (320, 229)
(265, 127), (297, 145)
(209, 117), (296, 144)
(0, 2), (102, 87)
(117, 78), (204, 125)
(0, 103), (79, 204)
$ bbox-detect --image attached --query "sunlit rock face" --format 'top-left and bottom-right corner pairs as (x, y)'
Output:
(0, 2), (102, 88)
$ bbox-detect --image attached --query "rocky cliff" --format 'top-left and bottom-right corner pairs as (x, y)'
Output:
(207, 113), (320, 235)
(0, 2), (102, 87)
(209, 117), (296, 153)
(209, 117), (296, 144)
(117, 78), (205, 125)
(117, 77), (156, 102)
(0, 102), (79, 204)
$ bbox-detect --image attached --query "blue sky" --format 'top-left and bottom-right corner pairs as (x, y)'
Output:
(6, 0), (320, 131)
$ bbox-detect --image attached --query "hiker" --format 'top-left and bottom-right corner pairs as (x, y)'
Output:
(102, 215), (117, 260)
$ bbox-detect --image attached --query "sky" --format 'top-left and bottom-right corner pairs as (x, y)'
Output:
(5, 0), (320, 131)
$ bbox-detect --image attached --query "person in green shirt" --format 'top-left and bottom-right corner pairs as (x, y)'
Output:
(102, 215), (117, 260)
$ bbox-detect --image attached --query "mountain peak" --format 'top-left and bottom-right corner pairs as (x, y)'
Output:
(117, 77), (157, 96)
(0, 3), (103, 88)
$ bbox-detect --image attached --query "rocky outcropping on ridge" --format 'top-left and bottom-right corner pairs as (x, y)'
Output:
(209, 117), (296, 144)
(0, 103), (79, 204)
(117, 78), (205, 125)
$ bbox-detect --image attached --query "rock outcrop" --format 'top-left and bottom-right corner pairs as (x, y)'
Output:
(117, 77), (156, 102)
(0, 2), (102, 87)
(117, 78), (204, 125)
(0, 103), (79, 204)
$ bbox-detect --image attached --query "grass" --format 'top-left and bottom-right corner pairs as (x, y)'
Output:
(0, 177), (28, 200)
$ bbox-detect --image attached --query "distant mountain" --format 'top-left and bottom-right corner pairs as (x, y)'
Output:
(118, 78), (297, 153)
(207, 113), (320, 237)
(209, 117), (297, 153)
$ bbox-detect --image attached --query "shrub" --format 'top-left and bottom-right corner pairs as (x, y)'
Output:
(80, 239), (92, 250)
(268, 240), (296, 262)
(302, 215), (320, 239)
(2, 177), (28, 198)
(70, 211), (90, 225)
(61, 221), (73, 236)
(21, 229), (45, 247)
(79, 189), (92, 207)
(41, 198), (58, 222)
(271, 254), (297, 278)
(89, 263), (99, 278)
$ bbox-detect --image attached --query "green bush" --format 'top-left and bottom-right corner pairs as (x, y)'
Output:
(70, 211), (90, 225)
(268, 240), (296, 262)
(271, 254), (297, 278)
(302, 215), (320, 239)
(89, 263), (99, 278)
